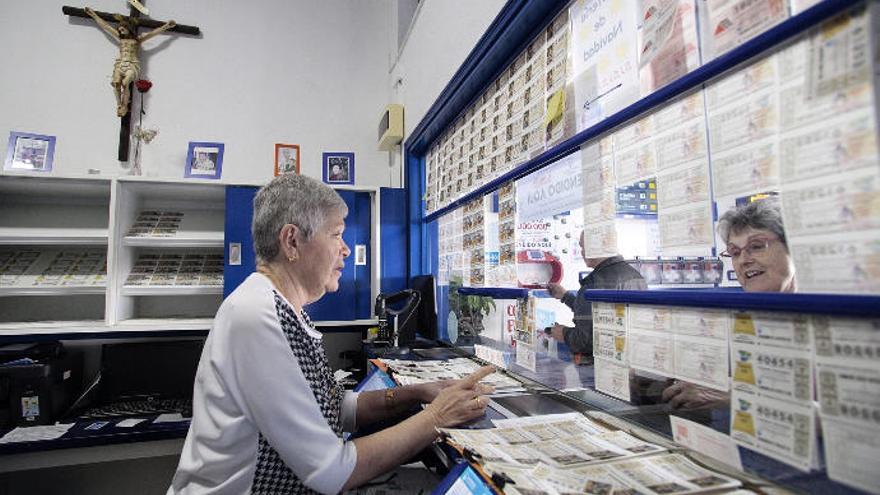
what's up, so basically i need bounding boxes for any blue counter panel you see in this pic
[582,289,880,317]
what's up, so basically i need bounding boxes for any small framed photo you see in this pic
[5,131,56,172]
[185,142,224,179]
[322,152,354,185]
[275,143,300,176]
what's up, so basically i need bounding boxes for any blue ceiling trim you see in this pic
[422,0,861,223]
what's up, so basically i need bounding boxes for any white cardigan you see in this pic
[169,273,359,494]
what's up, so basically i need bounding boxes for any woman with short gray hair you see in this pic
[171,174,493,494]
[251,174,348,264]
[716,196,787,247]
[716,197,795,293]
[662,197,796,411]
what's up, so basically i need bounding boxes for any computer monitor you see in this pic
[353,367,396,393]
[400,275,437,344]
[99,340,204,402]
[433,462,497,495]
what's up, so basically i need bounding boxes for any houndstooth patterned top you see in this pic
[250,292,345,494]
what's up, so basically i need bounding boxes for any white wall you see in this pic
[0,0,506,188]
[0,0,394,186]
[391,0,506,131]
[389,0,506,182]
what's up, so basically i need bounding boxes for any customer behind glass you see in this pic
[170,175,494,494]
[662,197,795,409]
[547,230,647,356]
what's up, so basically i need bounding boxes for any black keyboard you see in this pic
[79,397,191,419]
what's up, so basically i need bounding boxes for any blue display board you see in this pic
[616,178,657,216]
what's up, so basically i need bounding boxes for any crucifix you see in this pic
[63,2,200,161]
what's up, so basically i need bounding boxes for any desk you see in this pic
[394,345,865,495]
[0,416,189,472]
[0,438,183,473]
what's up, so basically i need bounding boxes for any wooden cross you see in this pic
[63,2,200,161]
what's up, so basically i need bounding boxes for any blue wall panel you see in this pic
[224,186,257,298]
[305,190,372,320]
[224,187,373,321]
[380,188,407,295]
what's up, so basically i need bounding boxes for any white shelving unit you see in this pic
[0,175,384,338]
[0,175,228,337]
[110,179,226,329]
[0,176,111,332]
[120,286,224,296]
[0,230,107,245]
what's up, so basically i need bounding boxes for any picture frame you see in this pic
[274,143,300,176]
[4,131,56,173]
[322,152,355,185]
[185,142,224,179]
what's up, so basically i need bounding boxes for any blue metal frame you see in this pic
[407,153,426,278]
[457,287,558,299]
[380,187,408,294]
[405,0,569,279]
[416,0,862,223]
[582,289,880,317]
[455,286,880,317]
[405,0,569,156]
[459,287,529,299]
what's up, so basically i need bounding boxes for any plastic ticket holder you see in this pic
[683,257,704,284]
[661,258,685,285]
[702,258,723,285]
[639,258,662,285]
[516,250,563,289]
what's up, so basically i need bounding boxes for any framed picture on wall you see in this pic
[322,152,354,185]
[274,143,300,176]
[185,142,224,179]
[4,131,56,173]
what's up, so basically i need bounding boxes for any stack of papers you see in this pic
[441,412,740,495]
[381,358,525,394]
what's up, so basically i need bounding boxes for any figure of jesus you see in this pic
[84,7,176,117]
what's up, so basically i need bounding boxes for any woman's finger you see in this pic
[457,366,496,389]
[477,384,495,395]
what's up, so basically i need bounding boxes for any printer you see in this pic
[0,342,82,427]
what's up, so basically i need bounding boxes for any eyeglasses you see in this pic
[720,238,774,259]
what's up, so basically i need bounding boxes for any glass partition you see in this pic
[424,2,879,493]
